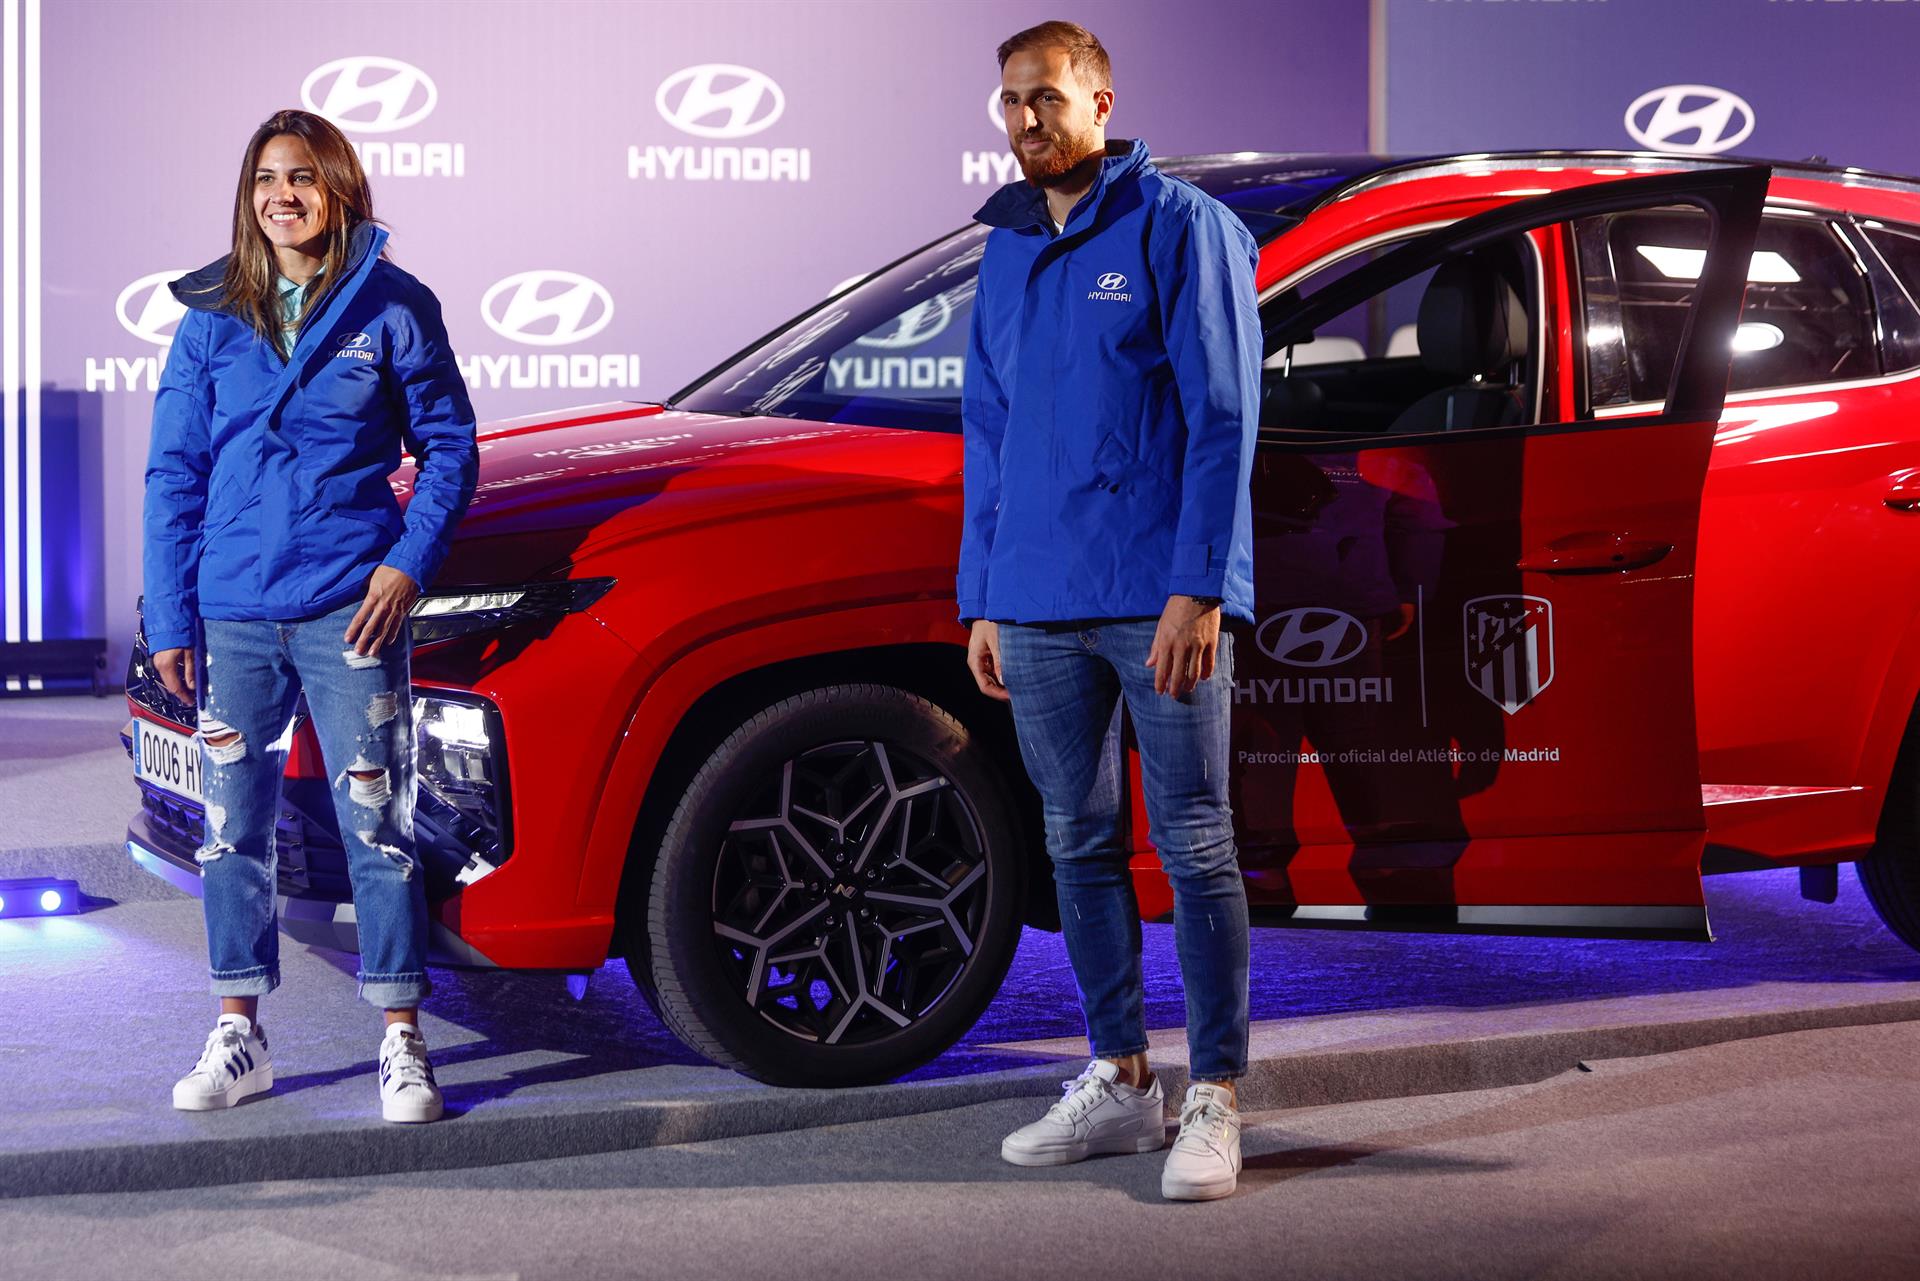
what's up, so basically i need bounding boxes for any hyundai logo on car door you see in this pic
[1225,431,1591,876]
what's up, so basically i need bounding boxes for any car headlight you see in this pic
[412,693,513,886]
[409,578,615,644]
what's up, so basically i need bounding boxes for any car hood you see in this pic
[414,405,962,585]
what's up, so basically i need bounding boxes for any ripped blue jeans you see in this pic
[195,596,430,1009]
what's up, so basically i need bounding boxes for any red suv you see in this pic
[126,152,1920,1086]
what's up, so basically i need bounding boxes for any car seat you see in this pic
[1386,250,1532,434]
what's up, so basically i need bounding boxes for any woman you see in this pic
[142,109,478,1123]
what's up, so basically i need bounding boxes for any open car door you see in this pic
[1193,166,1770,940]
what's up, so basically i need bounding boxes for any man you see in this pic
[959,21,1261,1201]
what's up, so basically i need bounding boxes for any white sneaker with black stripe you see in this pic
[172,1014,273,1111]
[378,1023,443,1123]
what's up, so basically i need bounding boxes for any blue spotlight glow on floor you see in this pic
[0,878,80,918]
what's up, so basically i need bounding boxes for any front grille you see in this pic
[130,776,344,900]
[124,596,493,900]
[139,781,205,852]
[127,596,197,727]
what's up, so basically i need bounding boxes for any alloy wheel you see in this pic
[711,738,991,1046]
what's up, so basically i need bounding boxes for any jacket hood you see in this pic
[169,220,387,314]
[973,138,1152,232]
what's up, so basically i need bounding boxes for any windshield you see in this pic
[674,209,1291,432]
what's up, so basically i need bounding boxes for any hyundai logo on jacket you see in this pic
[141,222,479,655]
[958,138,1261,625]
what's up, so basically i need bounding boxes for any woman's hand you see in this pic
[344,566,421,658]
[152,647,196,702]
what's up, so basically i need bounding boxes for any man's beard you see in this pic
[1013,123,1102,185]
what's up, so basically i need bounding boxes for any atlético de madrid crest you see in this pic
[1464,595,1554,715]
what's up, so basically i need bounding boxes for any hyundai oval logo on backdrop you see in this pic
[1256,608,1368,668]
[988,86,1007,133]
[1097,272,1128,291]
[480,271,615,347]
[655,64,785,139]
[854,296,954,349]
[302,56,438,134]
[1624,84,1754,155]
[115,271,189,346]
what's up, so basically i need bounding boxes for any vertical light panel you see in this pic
[21,0,36,643]
[2,0,19,648]
[1368,0,1388,155]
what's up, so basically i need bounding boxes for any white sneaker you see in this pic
[378,1023,443,1123]
[172,1014,273,1111]
[1000,1059,1167,1167]
[1161,1082,1242,1201]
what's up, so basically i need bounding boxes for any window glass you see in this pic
[674,228,985,432]
[676,204,1283,433]
[1264,248,1434,371]
[1867,225,1920,299]
[1863,224,1920,372]
[1579,211,1874,408]
[1257,234,1536,439]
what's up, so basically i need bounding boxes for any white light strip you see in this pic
[3,0,19,645]
[22,0,36,641]
[1634,244,1802,284]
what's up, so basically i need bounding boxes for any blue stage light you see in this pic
[0,878,80,919]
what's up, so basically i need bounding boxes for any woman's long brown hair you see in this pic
[218,110,380,345]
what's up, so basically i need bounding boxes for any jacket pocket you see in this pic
[199,506,244,541]
[1091,430,1170,497]
[331,503,405,537]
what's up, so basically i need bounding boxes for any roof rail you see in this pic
[1307,149,1920,212]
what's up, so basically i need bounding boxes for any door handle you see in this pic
[1516,532,1674,574]
[1885,469,1920,511]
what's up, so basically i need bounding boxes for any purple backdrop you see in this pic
[1386,0,1920,172]
[22,0,1367,671]
[18,0,1920,680]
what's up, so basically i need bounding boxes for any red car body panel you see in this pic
[393,411,973,967]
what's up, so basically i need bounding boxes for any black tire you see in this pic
[645,684,1024,1086]
[1861,713,1920,951]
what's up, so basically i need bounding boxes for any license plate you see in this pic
[132,716,204,805]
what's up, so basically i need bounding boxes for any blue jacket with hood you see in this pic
[142,222,479,654]
[959,139,1262,625]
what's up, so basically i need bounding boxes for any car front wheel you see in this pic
[643,684,1024,1086]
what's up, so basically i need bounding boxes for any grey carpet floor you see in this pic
[2,1020,1917,1280]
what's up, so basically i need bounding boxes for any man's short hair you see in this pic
[996,20,1112,93]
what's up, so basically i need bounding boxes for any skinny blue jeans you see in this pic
[195,597,430,1008]
[997,621,1250,1081]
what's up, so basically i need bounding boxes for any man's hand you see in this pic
[966,619,1010,702]
[1145,595,1221,698]
[344,566,421,659]
[153,647,196,702]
